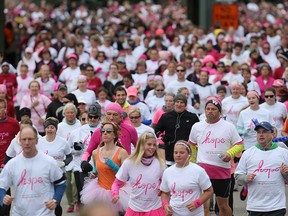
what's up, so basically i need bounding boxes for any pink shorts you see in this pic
[125,206,165,216]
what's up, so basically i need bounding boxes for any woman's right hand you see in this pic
[111,195,119,204]
[32,101,39,107]
[164,204,173,216]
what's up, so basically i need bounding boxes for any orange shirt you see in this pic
[95,147,121,190]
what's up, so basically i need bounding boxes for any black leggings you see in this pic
[55,205,62,216]
[74,171,84,204]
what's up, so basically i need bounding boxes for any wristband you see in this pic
[162,199,169,207]
[193,199,202,208]
[111,190,119,197]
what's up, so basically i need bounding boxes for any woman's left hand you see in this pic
[193,103,200,109]
[186,202,197,212]
[39,118,45,125]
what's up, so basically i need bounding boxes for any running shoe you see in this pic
[240,186,248,201]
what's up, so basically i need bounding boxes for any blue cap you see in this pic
[254,121,274,132]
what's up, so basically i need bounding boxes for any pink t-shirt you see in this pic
[152,108,165,125]
[82,121,138,160]
[20,94,51,132]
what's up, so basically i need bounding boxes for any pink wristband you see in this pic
[193,199,203,208]
[162,200,169,207]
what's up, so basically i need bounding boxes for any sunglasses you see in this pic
[155,89,164,92]
[100,128,114,133]
[129,116,140,120]
[264,95,274,98]
[176,69,185,72]
[81,118,86,121]
[88,115,99,119]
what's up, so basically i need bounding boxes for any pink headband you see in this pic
[247,90,260,99]
[105,103,123,115]
[78,75,87,81]
[175,141,191,154]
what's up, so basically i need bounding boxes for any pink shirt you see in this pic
[20,93,51,132]
[152,108,165,125]
[82,121,138,160]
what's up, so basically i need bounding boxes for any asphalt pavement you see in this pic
[61,186,288,216]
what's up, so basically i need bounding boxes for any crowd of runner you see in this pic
[0,0,288,216]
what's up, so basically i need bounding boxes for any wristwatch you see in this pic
[52,199,58,205]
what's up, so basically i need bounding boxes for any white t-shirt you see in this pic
[68,123,100,172]
[130,101,152,122]
[247,81,261,95]
[15,76,34,106]
[59,67,81,93]
[165,80,198,99]
[0,152,63,216]
[160,163,211,216]
[89,59,110,83]
[260,102,287,136]
[235,146,288,212]
[132,73,148,92]
[132,124,155,138]
[36,77,56,98]
[195,84,217,114]
[223,72,244,85]
[237,107,274,150]
[6,136,23,158]
[71,89,97,106]
[6,133,41,158]
[96,99,112,115]
[189,119,242,169]
[163,72,177,87]
[116,158,164,212]
[37,136,71,162]
[144,95,165,118]
[57,119,81,171]
[57,119,82,141]
[222,96,248,126]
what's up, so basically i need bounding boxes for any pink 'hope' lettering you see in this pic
[253,160,280,178]
[17,169,44,190]
[132,174,156,195]
[171,182,193,201]
[201,131,225,148]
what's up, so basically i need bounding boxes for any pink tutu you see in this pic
[81,178,130,212]
[125,207,165,216]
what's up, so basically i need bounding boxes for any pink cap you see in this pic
[272,79,285,87]
[155,28,164,35]
[67,53,78,60]
[202,55,216,66]
[53,82,62,91]
[0,84,7,93]
[139,54,147,60]
[127,86,138,97]
[105,103,123,115]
